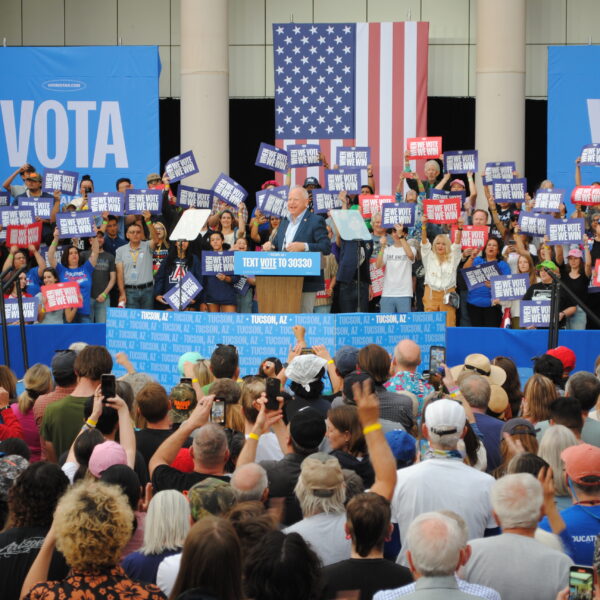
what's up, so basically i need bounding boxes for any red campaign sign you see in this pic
[41,281,82,312]
[316,278,332,300]
[406,136,442,160]
[451,225,489,249]
[571,186,600,205]
[358,194,395,218]
[369,258,385,297]
[423,199,461,224]
[6,222,42,248]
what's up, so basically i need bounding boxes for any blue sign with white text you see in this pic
[234,251,321,276]
[106,309,446,389]
[0,47,160,193]
[548,46,600,200]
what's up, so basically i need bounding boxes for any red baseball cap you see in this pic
[562,444,600,485]
[546,346,576,372]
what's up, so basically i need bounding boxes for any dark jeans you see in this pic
[338,281,370,313]
[467,303,502,327]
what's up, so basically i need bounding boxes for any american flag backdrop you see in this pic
[273,22,429,195]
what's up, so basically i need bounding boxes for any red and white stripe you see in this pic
[276,22,429,195]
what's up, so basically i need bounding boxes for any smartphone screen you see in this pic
[429,346,446,374]
[265,377,281,411]
[180,377,193,386]
[101,374,116,400]
[211,400,226,425]
[570,566,594,600]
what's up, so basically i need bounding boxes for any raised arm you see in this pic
[148,395,212,477]
[421,214,429,245]
[487,196,506,236]
[106,394,136,469]
[353,379,396,499]
[435,172,451,190]
[2,165,25,193]
[584,235,592,277]
[144,211,159,250]
[47,228,60,268]
[367,163,375,193]
[87,231,100,267]
[575,156,582,187]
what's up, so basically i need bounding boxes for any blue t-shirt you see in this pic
[121,548,180,585]
[467,257,511,307]
[55,260,95,315]
[539,504,600,565]
[25,266,42,297]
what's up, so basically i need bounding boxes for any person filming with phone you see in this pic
[148,396,233,493]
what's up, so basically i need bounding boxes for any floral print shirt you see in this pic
[24,565,166,600]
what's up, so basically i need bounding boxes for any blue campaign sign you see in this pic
[255,143,288,173]
[234,251,321,276]
[165,150,199,183]
[325,168,361,194]
[336,146,371,168]
[548,47,600,200]
[0,47,159,193]
[18,198,53,219]
[0,192,8,206]
[88,192,125,215]
[106,309,446,389]
[444,150,478,174]
[202,251,235,275]
[288,144,321,168]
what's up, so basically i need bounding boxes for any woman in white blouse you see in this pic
[420,214,463,326]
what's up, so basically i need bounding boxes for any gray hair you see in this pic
[459,374,491,410]
[193,424,228,469]
[405,512,463,577]
[538,425,578,497]
[231,463,268,502]
[438,510,468,546]
[427,431,461,450]
[124,372,156,400]
[294,476,345,518]
[140,490,190,555]
[491,473,543,529]
[290,185,309,201]
[424,160,441,174]
[68,341,88,354]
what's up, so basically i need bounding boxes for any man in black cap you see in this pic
[237,407,326,526]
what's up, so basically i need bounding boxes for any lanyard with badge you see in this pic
[129,246,142,282]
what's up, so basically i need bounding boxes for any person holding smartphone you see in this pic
[376,224,415,314]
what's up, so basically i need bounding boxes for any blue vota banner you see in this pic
[0,46,160,194]
[548,46,600,198]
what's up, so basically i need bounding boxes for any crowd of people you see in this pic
[0,333,599,599]
[2,155,599,327]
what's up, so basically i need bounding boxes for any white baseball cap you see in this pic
[425,399,466,435]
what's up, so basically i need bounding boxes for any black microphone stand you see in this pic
[542,266,600,350]
[1,266,29,370]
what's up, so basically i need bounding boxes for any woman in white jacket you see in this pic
[420,215,463,326]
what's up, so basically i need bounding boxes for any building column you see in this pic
[180,0,229,187]
[475,0,526,185]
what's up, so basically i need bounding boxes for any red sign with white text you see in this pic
[423,199,461,224]
[41,282,82,312]
[358,195,394,218]
[406,137,442,160]
[451,225,489,249]
[6,222,42,248]
[571,186,600,205]
[369,258,385,297]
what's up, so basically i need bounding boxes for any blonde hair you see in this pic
[18,363,52,414]
[193,360,214,388]
[523,374,556,423]
[432,234,452,263]
[538,425,578,497]
[54,481,133,570]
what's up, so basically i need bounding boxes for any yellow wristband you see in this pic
[362,423,382,435]
[248,432,260,441]
[86,418,98,428]
[327,359,334,365]
[192,378,199,383]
